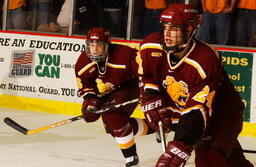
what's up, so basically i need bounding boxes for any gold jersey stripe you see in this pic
[82,88,94,91]
[144,83,159,91]
[140,43,163,51]
[83,91,95,95]
[171,118,179,124]
[78,62,96,76]
[106,63,126,69]
[136,52,143,75]
[184,58,207,79]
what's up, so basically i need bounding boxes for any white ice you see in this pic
[1,108,255,167]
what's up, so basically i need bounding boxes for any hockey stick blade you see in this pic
[3,98,139,135]
[4,116,83,135]
[4,117,28,135]
[243,149,256,154]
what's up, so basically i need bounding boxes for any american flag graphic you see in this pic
[13,52,33,65]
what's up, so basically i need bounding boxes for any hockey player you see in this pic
[138,3,254,167]
[75,27,152,167]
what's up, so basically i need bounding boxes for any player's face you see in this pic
[88,41,106,56]
[163,24,183,47]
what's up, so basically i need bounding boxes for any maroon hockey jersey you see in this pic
[75,44,139,97]
[139,32,244,126]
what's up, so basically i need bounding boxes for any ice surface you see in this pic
[1,108,255,167]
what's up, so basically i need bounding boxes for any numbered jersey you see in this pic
[139,32,243,125]
[75,44,138,97]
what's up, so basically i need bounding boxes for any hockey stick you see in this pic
[243,149,256,154]
[4,98,139,135]
[158,121,167,153]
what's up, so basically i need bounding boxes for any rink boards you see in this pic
[0,31,255,137]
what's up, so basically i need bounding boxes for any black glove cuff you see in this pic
[83,94,98,100]
[145,88,160,96]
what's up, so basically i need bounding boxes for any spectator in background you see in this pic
[37,0,64,32]
[166,0,184,4]
[37,0,102,34]
[186,0,202,12]
[100,0,125,37]
[56,0,73,33]
[7,0,26,29]
[74,0,103,34]
[143,0,166,37]
[235,0,256,47]
[30,0,52,30]
[165,0,202,12]
[196,0,236,45]
[132,0,145,39]
[251,33,256,47]
[0,0,3,29]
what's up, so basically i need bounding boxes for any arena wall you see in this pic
[0,31,255,137]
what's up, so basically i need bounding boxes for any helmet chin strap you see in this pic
[163,26,198,53]
[163,43,186,53]
[88,54,106,62]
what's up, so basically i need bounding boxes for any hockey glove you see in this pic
[156,141,193,167]
[158,107,173,131]
[82,98,101,122]
[141,95,171,132]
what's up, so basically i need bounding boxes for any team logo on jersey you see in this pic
[165,76,189,107]
[96,78,115,94]
[151,52,162,57]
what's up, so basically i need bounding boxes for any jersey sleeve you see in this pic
[138,43,164,93]
[174,47,223,145]
[75,52,98,98]
[182,48,223,122]
[128,47,140,77]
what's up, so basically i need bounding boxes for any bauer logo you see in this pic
[9,50,35,77]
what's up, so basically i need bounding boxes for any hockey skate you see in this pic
[125,154,139,167]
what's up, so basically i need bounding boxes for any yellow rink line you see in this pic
[0,95,255,137]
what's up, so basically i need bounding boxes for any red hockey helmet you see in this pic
[87,27,110,43]
[160,3,199,28]
[86,27,110,62]
[160,3,199,52]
